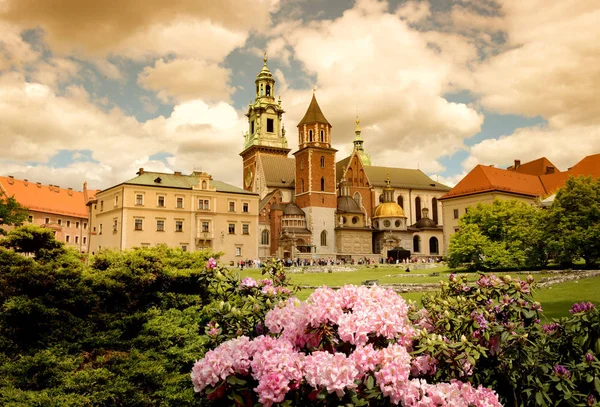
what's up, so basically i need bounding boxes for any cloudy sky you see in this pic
[1,0,599,191]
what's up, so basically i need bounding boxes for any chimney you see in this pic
[546,166,555,174]
[174,171,182,176]
[514,159,521,169]
[7,176,14,185]
[36,182,41,188]
[137,168,144,175]
[68,187,73,196]
[23,179,28,186]
[54,185,60,192]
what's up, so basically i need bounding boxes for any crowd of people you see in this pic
[234,255,441,270]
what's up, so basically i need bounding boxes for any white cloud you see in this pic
[396,1,431,24]
[138,58,234,103]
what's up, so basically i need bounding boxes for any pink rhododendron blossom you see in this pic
[206,257,217,269]
[240,277,258,288]
[304,352,359,396]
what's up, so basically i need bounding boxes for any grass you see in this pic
[237,266,600,320]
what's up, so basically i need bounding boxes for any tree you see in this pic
[0,190,28,235]
[548,176,600,267]
[448,199,547,270]
[0,225,66,261]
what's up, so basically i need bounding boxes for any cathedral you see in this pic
[240,57,450,261]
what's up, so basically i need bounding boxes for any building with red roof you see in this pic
[439,154,600,252]
[0,175,97,252]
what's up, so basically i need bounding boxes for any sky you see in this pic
[0,0,599,192]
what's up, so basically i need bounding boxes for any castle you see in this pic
[240,56,450,261]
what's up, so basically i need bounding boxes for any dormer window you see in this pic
[154,177,162,183]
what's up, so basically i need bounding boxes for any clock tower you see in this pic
[240,54,290,193]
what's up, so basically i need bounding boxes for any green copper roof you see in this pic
[122,171,256,195]
[297,94,330,127]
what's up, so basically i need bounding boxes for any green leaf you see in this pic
[226,375,247,386]
[595,377,600,394]
[535,391,543,405]
[366,375,374,390]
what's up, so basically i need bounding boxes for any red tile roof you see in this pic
[0,176,93,218]
[441,154,600,200]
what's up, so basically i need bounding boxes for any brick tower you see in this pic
[293,92,337,255]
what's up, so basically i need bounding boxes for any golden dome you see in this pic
[373,202,406,219]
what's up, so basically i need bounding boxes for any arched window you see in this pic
[415,197,422,221]
[260,83,263,95]
[397,195,404,209]
[429,237,439,255]
[320,156,325,168]
[309,130,313,142]
[301,179,305,193]
[320,130,324,142]
[202,180,207,189]
[379,194,384,203]
[266,84,271,96]
[432,198,438,224]
[256,85,259,95]
[320,177,325,191]
[353,192,362,208]
[320,230,327,246]
[413,235,420,253]
[261,230,270,245]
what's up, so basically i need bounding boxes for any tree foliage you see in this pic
[0,228,295,406]
[0,190,28,236]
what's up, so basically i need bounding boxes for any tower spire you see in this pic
[352,115,371,166]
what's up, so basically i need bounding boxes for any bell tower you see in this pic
[240,54,290,192]
[293,91,337,255]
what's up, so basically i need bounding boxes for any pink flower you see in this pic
[240,277,258,288]
[206,257,217,270]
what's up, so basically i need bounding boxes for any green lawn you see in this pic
[237,266,600,320]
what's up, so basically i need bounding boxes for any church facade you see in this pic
[240,57,450,261]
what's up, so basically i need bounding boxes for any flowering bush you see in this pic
[191,285,502,406]
[411,273,600,406]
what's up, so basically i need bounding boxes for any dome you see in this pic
[413,217,437,229]
[283,202,305,216]
[373,202,405,219]
[337,196,363,214]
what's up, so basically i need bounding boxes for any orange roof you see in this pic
[443,153,600,200]
[441,165,546,200]
[0,176,91,218]
[568,154,600,178]
[509,157,559,176]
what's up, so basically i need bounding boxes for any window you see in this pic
[157,220,165,231]
[99,224,103,235]
[28,215,33,223]
[453,209,459,219]
[251,121,255,134]
[83,222,87,230]
[243,202,249,213]
[228,223,236,234]
[45,217,50,224]
[75,236,79,244]
[267,118,274,132]
[235,246,242,257]
[175,220,183,232]
[100,201,104,211]
[320,230,327,246]
[320,177,325,191]
[115,195,119,206]
[242,224,249,235]
[320,156,325,168]
[379,194,384,203]
[176,197,183,208]
[397,195,404,209]
[465,207,469,214]
[66,235,70,243]
[76,221,80,228]
[58,219,62,226]
[83,236,87,245]
[261,230,270,245]
[112,219,117,231]
[429,237,439,255]
[383,220,391,227]
[352,216,358,224]
[202,180,207,189]
[320,130,324,142]
[157,196,165,207]
[198,199,209,210]
[136,194,144,205]
[67,220,71,227]
[415,197,422,221]
[309,130,313,142]
[229,202,235,212]
[413,235,420,253]
[134,219,143,231]
[202,221,209,233]
[353,192,362,208]
[432,198,438,224]
[181,245,187,252]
